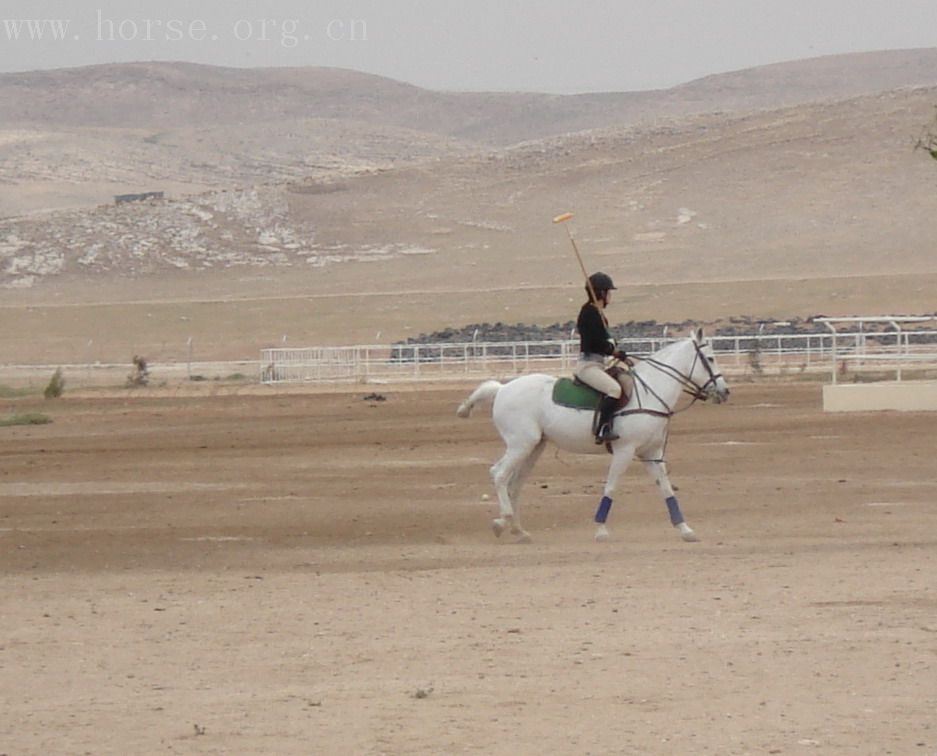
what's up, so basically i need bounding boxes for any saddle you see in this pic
[552,377,604,410]
[552,367,630,453]
[551,366,629,411]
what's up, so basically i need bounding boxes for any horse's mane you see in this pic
[654,337,688,355]
[648,336,691,360]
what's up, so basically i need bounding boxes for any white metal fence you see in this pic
[815,317,937,383]
[260,331,937,385]
[5,330,934,390]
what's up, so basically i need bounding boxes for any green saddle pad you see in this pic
[552,377,602,411]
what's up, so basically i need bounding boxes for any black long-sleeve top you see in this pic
[577,302,615,356]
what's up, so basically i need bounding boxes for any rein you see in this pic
[616,341,723,419]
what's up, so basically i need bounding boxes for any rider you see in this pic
[574,272,631,444]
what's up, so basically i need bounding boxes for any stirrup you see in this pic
[595,426,620,444]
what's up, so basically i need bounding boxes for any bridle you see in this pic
[617,339,724,419]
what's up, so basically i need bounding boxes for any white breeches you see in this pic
[574,361,622,398]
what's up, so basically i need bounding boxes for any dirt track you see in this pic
[1,382,936,754]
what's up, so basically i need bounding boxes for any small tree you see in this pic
[748,341,763,376]
[44,368,65,399]
[127,355,149,387]
[915,108,937,161]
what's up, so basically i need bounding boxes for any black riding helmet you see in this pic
[586,271,617,302]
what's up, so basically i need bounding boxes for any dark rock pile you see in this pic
[397,316,833,347]
[391,314,937,362]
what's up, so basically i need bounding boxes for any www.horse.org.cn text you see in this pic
[1,13,369,47]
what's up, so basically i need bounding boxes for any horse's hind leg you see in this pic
[490,438,542,543]
[504,438,546,542]
[641,459,699,542]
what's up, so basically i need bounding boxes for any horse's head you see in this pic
[689,328,730,404]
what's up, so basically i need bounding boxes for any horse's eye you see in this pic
[707,356,715,364]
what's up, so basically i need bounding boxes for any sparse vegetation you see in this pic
[0,384,34,398]
[0,412,52,427]
[43,368,65,399]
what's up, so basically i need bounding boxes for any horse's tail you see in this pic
[456,380,503,418]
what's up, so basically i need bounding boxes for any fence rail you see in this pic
[261,331,937,385]
[5,330,935,390]
[0,360,259,390]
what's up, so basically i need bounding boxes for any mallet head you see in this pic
[552,212,574,224]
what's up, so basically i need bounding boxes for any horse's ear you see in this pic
[694,327,704,342]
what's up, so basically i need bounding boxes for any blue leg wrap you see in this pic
[595,496,613,524]
[665,495,684,526]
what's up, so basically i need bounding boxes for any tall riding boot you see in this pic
[595,395,620,444]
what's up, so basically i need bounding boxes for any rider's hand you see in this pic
[613,350,633,366]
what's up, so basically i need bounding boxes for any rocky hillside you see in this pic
[3,81,936,292]
[0,185,439,289]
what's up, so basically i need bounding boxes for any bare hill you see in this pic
[668,48,937,109]
[3,87,935,314]
[5,49,937,139]
[2,52,937,362]
[284,87,937,286]
[3,50,937,217]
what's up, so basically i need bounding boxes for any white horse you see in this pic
[456,328,730,543]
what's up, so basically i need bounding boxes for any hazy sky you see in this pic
[2,0,936,92]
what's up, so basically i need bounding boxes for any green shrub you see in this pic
[44,368,65,399]
[0,412,52,427]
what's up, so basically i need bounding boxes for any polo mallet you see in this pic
[553,210,618,337]
[553,211,600,308]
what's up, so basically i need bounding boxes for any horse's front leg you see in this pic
[641,459,699,542]
[593,444,635,542]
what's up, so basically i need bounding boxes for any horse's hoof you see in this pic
[676,523,699,542]
[491,519,505,538]
[594,525,610,542]
[515,532,532,544]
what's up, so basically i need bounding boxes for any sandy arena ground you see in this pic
[1,381,935,755]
